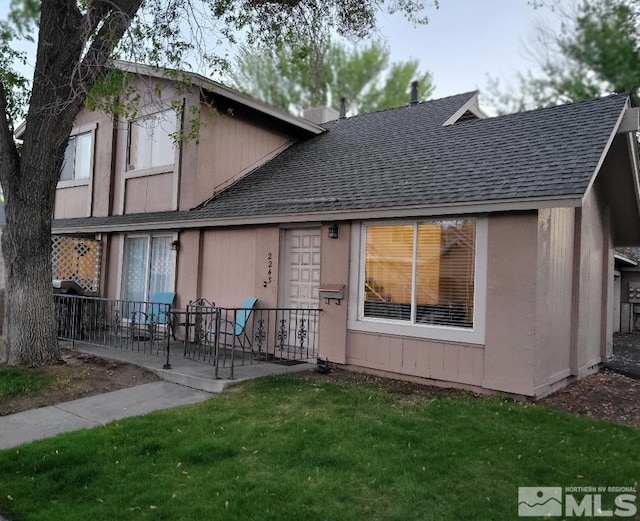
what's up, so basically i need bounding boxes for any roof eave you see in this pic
[52,195,583,234]
[114,61,325,136]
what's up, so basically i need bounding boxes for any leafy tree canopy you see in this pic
[228,37,434,116]
[487,0,640,113]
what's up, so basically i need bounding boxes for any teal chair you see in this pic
[144,291,176,338]
[208,297,258,350]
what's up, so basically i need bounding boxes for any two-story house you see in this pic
[49,62,640,398]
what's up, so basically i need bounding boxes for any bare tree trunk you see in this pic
[2,195,59,365]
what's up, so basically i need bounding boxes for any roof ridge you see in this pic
[487,92,629,122]
[323,91,479,126]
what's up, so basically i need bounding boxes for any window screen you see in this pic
[363,220,476,329]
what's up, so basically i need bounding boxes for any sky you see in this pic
[0,1,560,104]
[373,0,559,99]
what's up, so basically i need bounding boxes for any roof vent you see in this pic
[339,97,347,119]
[410,81,419,105]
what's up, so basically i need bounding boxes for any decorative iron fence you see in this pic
[54,294,172,367]
[54,294,321,379]
[184,302,321,379]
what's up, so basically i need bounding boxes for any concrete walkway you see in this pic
[0,381,211,450]
[0,343,314,451]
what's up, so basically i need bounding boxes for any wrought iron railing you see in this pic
[54,294,320,379]
[184,302,320,379]
[54,294,172,368]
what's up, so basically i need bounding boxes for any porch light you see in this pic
[328,223,339,239]
[171,240,180,251]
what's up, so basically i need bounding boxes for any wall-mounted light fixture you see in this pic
[328,223,339,239]
[171,240,180,251]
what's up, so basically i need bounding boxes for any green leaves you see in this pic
[487,0,640,112]
[229,38,434,116]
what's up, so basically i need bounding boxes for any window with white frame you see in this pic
[127,109,177,171]
[361,219,477,329]
[60,131,93,182]
[121,235,174,302]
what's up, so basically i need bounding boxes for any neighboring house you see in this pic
[48,63,640,398]
[614,247,640,333]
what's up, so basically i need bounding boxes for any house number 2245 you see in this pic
[264,253,273,287]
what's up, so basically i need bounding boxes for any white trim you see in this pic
[348,217,488,345]
[124,164,175,179]
[582,98,630,203]
[57,179,90,189]
[53,196,582,234]
[441,92,486,126]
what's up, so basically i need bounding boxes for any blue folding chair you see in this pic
[208,297,258,350]
[143,291,176,338]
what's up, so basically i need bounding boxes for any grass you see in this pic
[0,366,54,402]
[0,375,638,521]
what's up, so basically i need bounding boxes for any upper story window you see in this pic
[350,217,487,344]
[127,109,177,172]
[60,131,93,182]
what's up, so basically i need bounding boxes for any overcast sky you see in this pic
[0,1,560,103]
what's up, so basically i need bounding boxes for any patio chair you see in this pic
[207,297,258,351]
[140,291,176,339]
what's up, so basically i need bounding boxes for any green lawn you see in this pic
[0,374,638,521]
[0,367,54,403]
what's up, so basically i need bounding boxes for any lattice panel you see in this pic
[51,236,102,293]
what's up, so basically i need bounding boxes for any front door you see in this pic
[281,229,321,355]
[284,229,321,310]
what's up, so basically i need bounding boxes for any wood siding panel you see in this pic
[346,330,484,386]
[54,186,89,218]
[534,208,574,389]
[124,173,173,213]
[186,112,291,209]
[199,227,280,308]
[483,213,538,396]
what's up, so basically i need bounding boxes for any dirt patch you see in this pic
[0,349,158,416]
[540,370,640,429]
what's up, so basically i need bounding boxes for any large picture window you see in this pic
[121,235,173,302]
[362,220,477,329]
[60,131,93,182]
[127,109,177,171]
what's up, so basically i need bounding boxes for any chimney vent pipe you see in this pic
[339,97,347,118]
[410,80,419,105]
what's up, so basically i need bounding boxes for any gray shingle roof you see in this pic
[52,91,629,231]
[193,91,627,218]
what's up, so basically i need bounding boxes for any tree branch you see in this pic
[73,0,145,99]
[0,82,20,189]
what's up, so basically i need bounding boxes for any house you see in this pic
[49,63,640,398]
[614,247,640,333]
